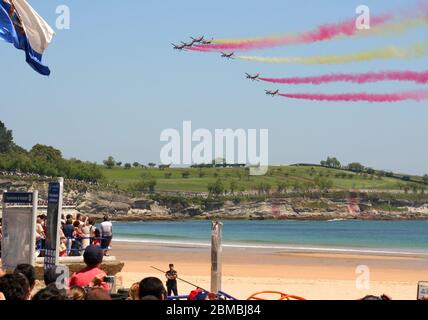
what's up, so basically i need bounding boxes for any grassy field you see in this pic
[101,165,425,193]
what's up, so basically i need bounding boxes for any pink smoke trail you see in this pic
[260,70,428,85]
[278,90,428,102]
[189,15,391,52]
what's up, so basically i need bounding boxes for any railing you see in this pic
[36,236,111,253]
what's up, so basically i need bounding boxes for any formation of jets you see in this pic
[221,52,235,59]
[173,36,278,98]
[245,73,260,81]
[172,36,213,50]
[265,89,279,96]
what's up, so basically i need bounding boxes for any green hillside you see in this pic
[101,165,427,193]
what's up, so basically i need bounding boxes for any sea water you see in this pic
[111,220,428,255]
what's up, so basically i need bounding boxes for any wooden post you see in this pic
[211,220,223,293]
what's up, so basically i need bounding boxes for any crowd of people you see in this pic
[0,245,220,301]
[35,214,113,257]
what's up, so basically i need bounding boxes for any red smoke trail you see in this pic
[278,90,428,102]
[189,15,390,52]
[260,70,428,85]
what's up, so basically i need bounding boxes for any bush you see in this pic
[131,179,157,193]
[181,171,190,178]
[208,179,224,196]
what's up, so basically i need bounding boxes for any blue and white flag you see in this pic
[0,0,54,76]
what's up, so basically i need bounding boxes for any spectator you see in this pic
[0,273,31,300]
[32,283,67,300]
[35,216,46,251]
[127,282,140,300]
[44,266,68,288]
[68,286,86,300]
[100,215,113,256]
[81,220,91,250]
[93,228,102,246]
[14,264,36,295]
[88,218,96,244]
[63,218,74,255]
[71,220,83,256]
[360,294,391,300]
[76,213,83,226]
[138,277,166,300]
[86,287,112,300]
[59,236,68,257]
[69,245,108,290]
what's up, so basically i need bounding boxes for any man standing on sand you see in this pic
[165,264,178,296]
[100,215,113,256]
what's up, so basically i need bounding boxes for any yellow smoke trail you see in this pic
[237,40,428,64]
[212,16,428,45]
[368,17,428,36]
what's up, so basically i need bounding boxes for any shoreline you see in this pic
[113,237,428,257]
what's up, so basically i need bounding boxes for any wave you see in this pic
[113,237,428,256]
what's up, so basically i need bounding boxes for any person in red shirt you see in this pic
[69,245,109,290]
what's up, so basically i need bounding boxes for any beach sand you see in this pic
[111,242,428,300]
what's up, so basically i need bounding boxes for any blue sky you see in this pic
[1,0,428,174]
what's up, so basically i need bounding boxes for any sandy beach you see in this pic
[111,242,428,300]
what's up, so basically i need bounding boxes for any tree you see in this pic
[366,168,375,175]
[103,156,116,169]
[423,174,428,185]
[314,177,333,191]
[146,179,157,193]
[124,163,132,169]
[347,162,365,173]
[321,157,341,169]
[116,162,122,167]
[133,162,140,167]
[30,144,62,163]
[148,162,156,168]
[208,179,224,196]
[0,121,13,154]
[131,178,157,193]
[181,171,190,178]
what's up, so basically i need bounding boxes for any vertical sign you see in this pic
[210,221,223,293]
[44,178,64,270]
[1,191,38,269]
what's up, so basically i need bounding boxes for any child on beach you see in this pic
[93,228,101,246]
